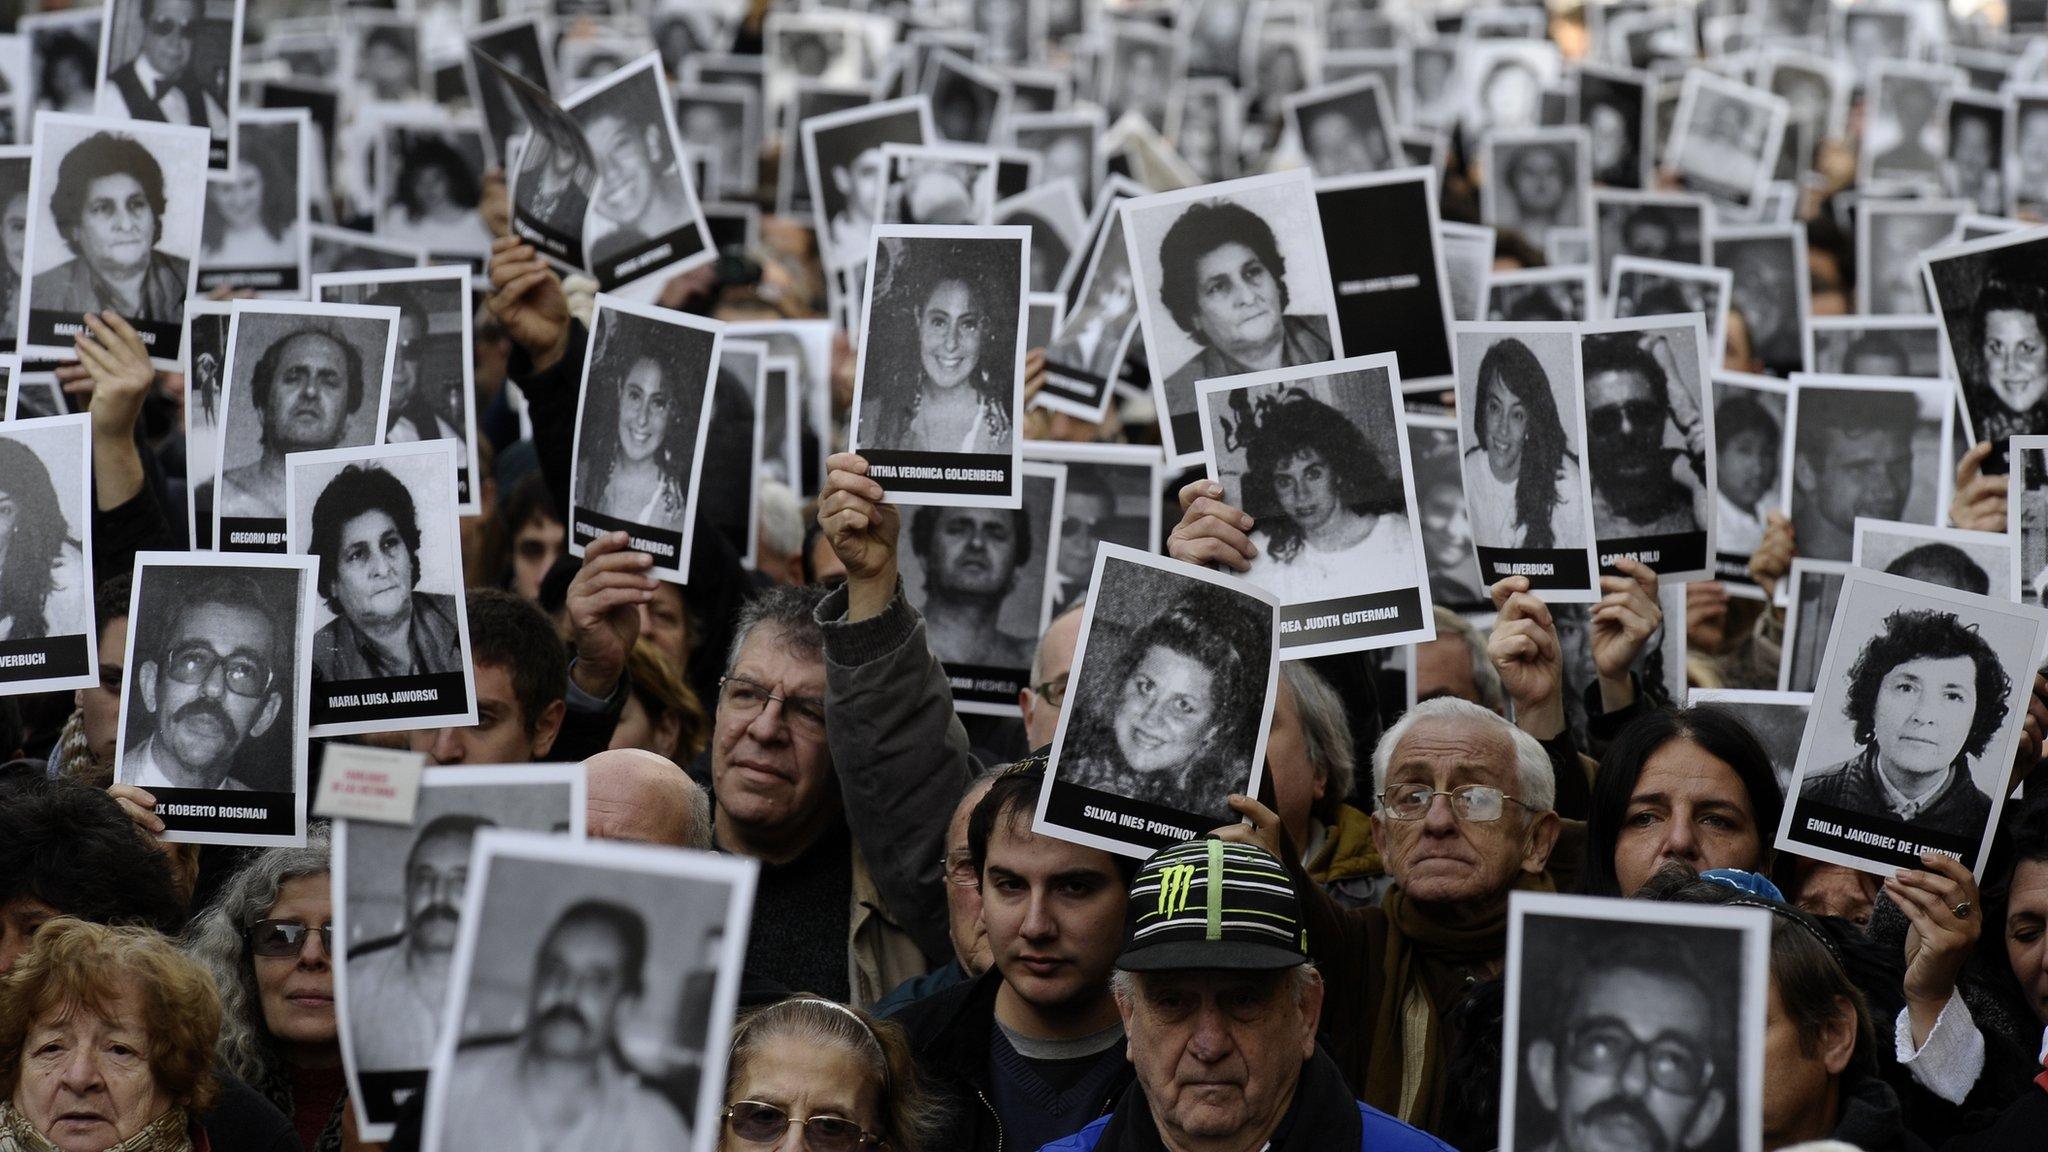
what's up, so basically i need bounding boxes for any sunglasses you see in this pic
[724,1102,877,1150]
[147,16,197,38]
[163,642,272,698]
[246,920,332,957]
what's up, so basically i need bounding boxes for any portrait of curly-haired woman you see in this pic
[0,432,86,643]
[574,308,714,532]
[855,232,1023,459]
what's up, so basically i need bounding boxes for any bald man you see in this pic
[582,749,712,848]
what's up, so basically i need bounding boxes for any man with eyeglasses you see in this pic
[120,571,286,793]
[1216,694,1561,1148]
[1523,935,1731,1152]
[1580,330,1707,545]
[99,0,228,140]
[346,813,494,1069]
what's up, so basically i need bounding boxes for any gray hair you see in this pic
[1279,662,1355,824]
[1371,696,1555,813]
[1110,963,1322,1008]
[182,830,331,1088]
[724,583,830,678]
[756,477,806,560]
[1432,607,1505,713]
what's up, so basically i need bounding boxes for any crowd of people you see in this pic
[6,1,2048,1151]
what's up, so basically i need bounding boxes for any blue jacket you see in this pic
[1037,1101,1456,1152]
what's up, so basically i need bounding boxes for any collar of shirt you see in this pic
[1871,749,1954,822]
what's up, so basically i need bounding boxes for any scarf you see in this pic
[1088,1048,1363,1152]
[1363,872,1554,1133]
[0,1102,192,1152]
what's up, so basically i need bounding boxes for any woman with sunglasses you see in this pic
[720,996,938,1151]
[186,832,376,1151]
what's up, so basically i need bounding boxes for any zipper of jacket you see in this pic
[975,1087,1005,1152]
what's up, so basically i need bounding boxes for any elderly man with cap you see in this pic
[1041,838,1452,1152]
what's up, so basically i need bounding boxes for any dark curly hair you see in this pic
[0,770,186,938]
[1241,396,1399,564]
[909,505,1033,570]
[50,131,165,256]
[392,136,481,218]
[0,438,78,641]
[1158,201,1290,343]
[1581,331,1672,409]
[250,327,365,428]
[1473,337,1574,549]
[575,310,705,500]
[309,464,421,609]
[1081,583,1269,776]
[1970,276,2048,399]
[1843,608,2011,762]
[871,235,1018,439]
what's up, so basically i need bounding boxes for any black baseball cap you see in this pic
[1118,838,1309,972]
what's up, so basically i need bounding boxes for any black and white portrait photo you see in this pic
[197,110,307,296]
[1454,322,1600,601]
[1923,227,2048,475]
[1501,893,1769,1152]
[1860,63,1956,193]
[1040,179,1145,421]
[181,299,231,548]
[0,412,96,696]
[993,182,1085,297]
[313,265,481,511]
[351,17,426,106]
[1440,222,1495,323]
[2014,92,2048,222]
[1853,519,2012,602]
[1024,441,1162,616]
[212,300,399,552]
[422,831,756,1152]
[899,463,1063,715]
[377,121,493,265]
[1713,226,1809,378]
[1691,688,1814,792]
[310,224,424,279]
[1483,127,1591,252]
[672,83,758,200]
[92,0,237,169]
[801,95,934,271]
[849,225,1029,508]
[925,50,1011,146]
[775,82,869,220]
[1780,558,1849,694]
[1197,353,1434,657]
[568,294,721,581]
[19,11,104,130]
[113,551,314,846]
[18,113,208,369]
[1777,567,2047,876]
[1579,65,1650,188]
[1579,316,1716,579]
[1606,257,1733,360]
[874,142,999,227]
[1122,169,1343,465]
[1284,75,1400,180]
[0,149,30,353]
[335,766,586,1140]
[764,10,871,120]
[705,340,765,569]
[1105,20,1178,132]
[2012,436,2048,606]
[1807,316,1943,379]
[1711,374,1788,587]
[1943,92,2008,217]
[1459,38,1560,137]
[286,441,477,736]
[1011,111,1104,209]
[479,47,594,271]
[466,16,557,169]
[1591,190,1708,288]
[1857,199,1964,317]
[1406,412,1489,610]
[1785,376,1951,563]
[1761,51,1845,182]
[1036,544,1278,859]
[725,317,833,496]
[1317,168,1457,388]
[1488,267,1593,322]
[1170,79,1241,186]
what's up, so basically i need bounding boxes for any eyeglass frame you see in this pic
[722,1100,881,1149]
[1377,782,1537,822]
[1561,1019,1719,1098]
[159,639,276,699]
[1029,674,1068,708]
[244,919,334,958]
[718,674,827,737]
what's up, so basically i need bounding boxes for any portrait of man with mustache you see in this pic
[346,813,494,1069]
[119,570,287,792]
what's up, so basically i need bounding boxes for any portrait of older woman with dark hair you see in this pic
[863,236,1016,455]
[380,133,488,255]
[0,437,85,643]
[309,463,462,683]
[1801,607,2009,841]
[1060,582,1270,817]
[32,131,189,321]
[1462,336,1584,550]
[1234,394,1413,604]
[576,323,704,528]
[1157,200,1332,449]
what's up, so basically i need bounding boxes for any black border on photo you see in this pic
[1920,223,2048,475]
[1710,371,1790,590]
[112,550,314,847]
[563,53,716,291]
[1577,63,1653,189]
[197,110,310,297]
[801,95,935,272]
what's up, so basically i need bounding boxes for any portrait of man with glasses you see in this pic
[117,563,299,794]
[96,0,234,164]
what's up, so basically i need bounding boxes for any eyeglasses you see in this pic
[163,642,273,698]
[940,850,977,888]
[719,675,826,739]
[246,920,333,957]
[1378,783,1535,823]
[1031,675,1068,708]
[724,1101,878,1150]
[147,16,197,38]
[1565,1021,1715,1098]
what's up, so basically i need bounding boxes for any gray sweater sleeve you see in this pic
[817,580,981,964]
